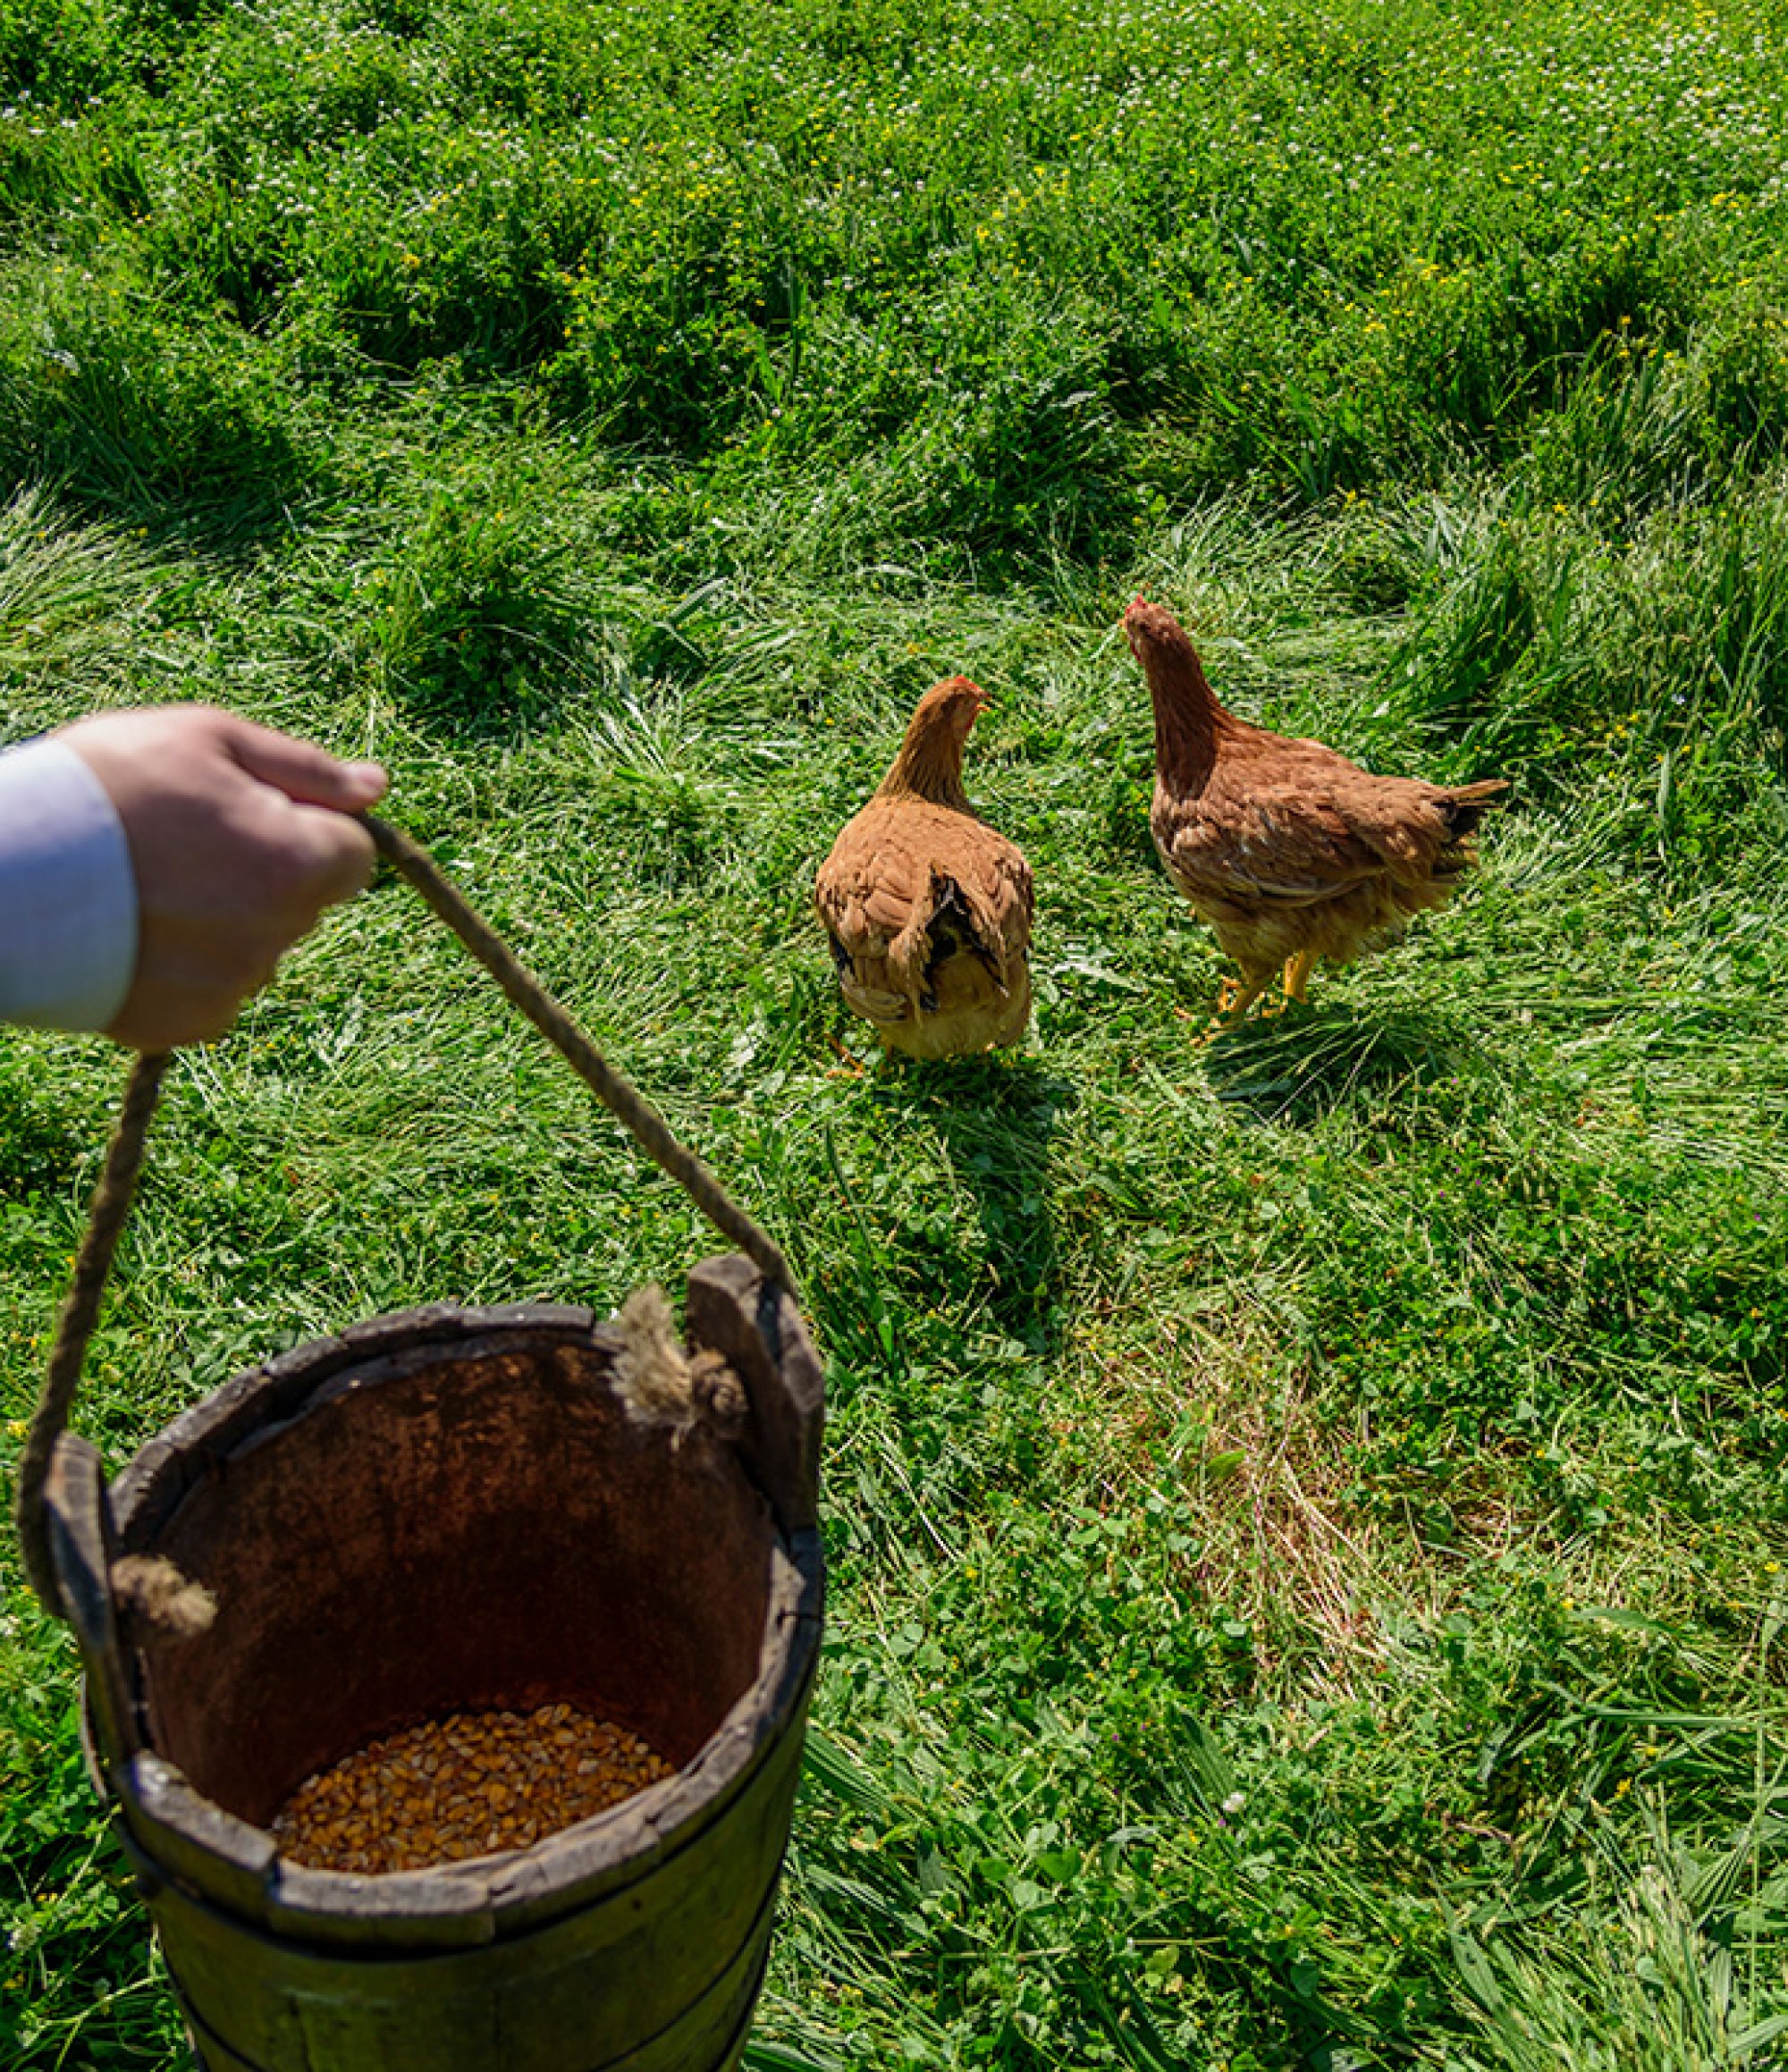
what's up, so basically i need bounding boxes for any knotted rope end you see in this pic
[110,1554,216,1647]
[612,1286,747,1447]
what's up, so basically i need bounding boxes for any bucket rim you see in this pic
[74,1295,825,1951]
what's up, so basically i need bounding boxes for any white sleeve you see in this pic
[0,737,139,1032]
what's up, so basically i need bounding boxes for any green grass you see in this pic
[2,0,1787,2064]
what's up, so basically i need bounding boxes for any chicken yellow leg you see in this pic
[1282,947,1318,1005]
[1257,947,1318,1020]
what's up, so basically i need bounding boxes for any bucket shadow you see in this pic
[1201,1002,1475,1126]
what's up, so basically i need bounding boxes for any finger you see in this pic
[279,803,381,909]
[223,716,387,813]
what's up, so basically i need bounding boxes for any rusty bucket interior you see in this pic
[124,1318,775,1832]
[46,1257,824,1862]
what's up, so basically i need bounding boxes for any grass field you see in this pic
[3,0,1787,2063]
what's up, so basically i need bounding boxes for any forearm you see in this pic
[0,737,139,1032]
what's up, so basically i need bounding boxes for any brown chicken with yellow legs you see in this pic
[1125,598,1506,1031]
[814,678,1033,1060]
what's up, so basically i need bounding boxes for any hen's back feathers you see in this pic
[814,678,1033,1059]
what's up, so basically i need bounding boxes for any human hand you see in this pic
[56,705,387,1049]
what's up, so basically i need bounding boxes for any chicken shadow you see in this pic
[879,1054,1072,1355]
[1200,1000,1477,1126]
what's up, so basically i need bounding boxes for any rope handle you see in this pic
[15,812,791,1613]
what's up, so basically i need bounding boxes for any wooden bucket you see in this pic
[46,1258,822,2072]
[21,817,825,2072]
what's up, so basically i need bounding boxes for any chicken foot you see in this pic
[1202,970,1271,1040]
[1236,948,1323,1024]
[1202,948,1319,1038]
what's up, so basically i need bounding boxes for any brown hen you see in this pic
[814,678,1033,1060]
[1125,599,1506,1023]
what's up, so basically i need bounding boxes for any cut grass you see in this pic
[4,0,1788,2065]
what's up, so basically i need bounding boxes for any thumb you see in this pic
[223,715,387,813]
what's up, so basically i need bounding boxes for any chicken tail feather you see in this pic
[1438,778,1510,838]
[931,876,1012,994]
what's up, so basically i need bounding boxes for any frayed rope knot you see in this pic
[109,1554,216,1647]
[612,1286,746,1448]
